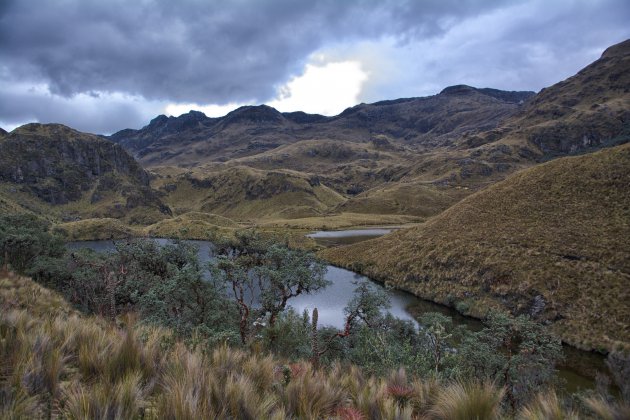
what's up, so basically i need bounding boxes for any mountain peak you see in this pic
[12,123,85,137]
[440,85,478,96]
[600,38,630,59]
[440,85,535,103]
[222,104,285,125]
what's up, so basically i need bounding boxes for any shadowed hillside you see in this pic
[0,124,171,224]
[322,143,630,352]
[110,87,534,167]
[471,39,630,157]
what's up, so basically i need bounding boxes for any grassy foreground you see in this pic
[3,273,626,419]
[322,143,630,353]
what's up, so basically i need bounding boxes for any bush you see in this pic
[0,214,65,274]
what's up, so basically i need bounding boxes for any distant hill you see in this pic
[110,86,534,167]
[0,124,171,224]
[322,143,630,352]
[150,165,345,220]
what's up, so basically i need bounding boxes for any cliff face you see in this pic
[0,124,170,223]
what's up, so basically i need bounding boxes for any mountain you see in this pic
[0,124,171,224]
[104,40,630,226]
[110,86,535,167]
[322,143,630,352]
[109,86,537,221]
[471,39,630,157]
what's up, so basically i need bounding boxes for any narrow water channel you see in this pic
[68,232,611,394]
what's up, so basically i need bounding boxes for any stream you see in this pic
[68,230,611,394]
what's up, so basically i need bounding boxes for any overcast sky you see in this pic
[1,0,629,134]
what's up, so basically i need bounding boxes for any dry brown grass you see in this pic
[53,218,143,240]
[4,273,629,418]
[322,144,630,352]
[9,274,612,419]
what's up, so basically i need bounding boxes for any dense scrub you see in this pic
[3,274,629,419]
[1,214,629,418]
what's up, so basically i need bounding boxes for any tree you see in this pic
[210,230,329,345]
[459,311,563,410]
[419,313,454,376]
[310,282,391,368]
[256,244,328,331]
[0,214,65,274]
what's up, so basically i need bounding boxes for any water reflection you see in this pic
[67,238,610,393]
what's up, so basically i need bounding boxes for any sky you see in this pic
[1,0,629,135]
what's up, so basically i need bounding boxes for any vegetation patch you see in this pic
[322,144,630,352]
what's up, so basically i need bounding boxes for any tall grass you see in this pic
[430,382,505,420]
[2,274,628,419]
[518,391,579,420]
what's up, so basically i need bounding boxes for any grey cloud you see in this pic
[0,0,628,134]
[0,85,163,134]
[357,0,630,102]
[0,0,508,104]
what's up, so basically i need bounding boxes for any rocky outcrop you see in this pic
[0,123,170,220]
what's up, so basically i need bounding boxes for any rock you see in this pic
[529,295,546,317]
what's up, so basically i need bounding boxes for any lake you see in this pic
[307,228,395,246]
[68,233,611,393]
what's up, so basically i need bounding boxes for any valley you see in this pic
[1,42,629,354]
[3,2,630,417]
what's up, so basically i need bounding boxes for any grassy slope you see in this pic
[151,165,346,221]
[322,144,630,352]
[4,274,615,419]
[0,274,505,419]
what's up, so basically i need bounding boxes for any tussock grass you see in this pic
[1,274,624,418]
[323,144,630,352]
[431,382,505,420]
[583,396,630,420]
[519,391,578,420]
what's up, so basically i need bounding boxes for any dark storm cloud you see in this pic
[0,0,507,104]
[0,0,629,134]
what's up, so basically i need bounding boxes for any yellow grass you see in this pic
[322,143,630,352]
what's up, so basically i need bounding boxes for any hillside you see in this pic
[110,87,534,167]
[0,124,171,224]
[322,143,630,352]
[151,165,345,220]
[472,39,630,157]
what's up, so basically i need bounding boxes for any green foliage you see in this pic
[459,311,563,410]
[210,229,329,345]
[263,309,312,360]
[0,214,65,273]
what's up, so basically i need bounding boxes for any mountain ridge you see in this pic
[109,85,535,166]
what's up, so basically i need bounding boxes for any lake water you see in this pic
[307,228,395,246]
[67,238,419,328]
[67,234,611,393]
